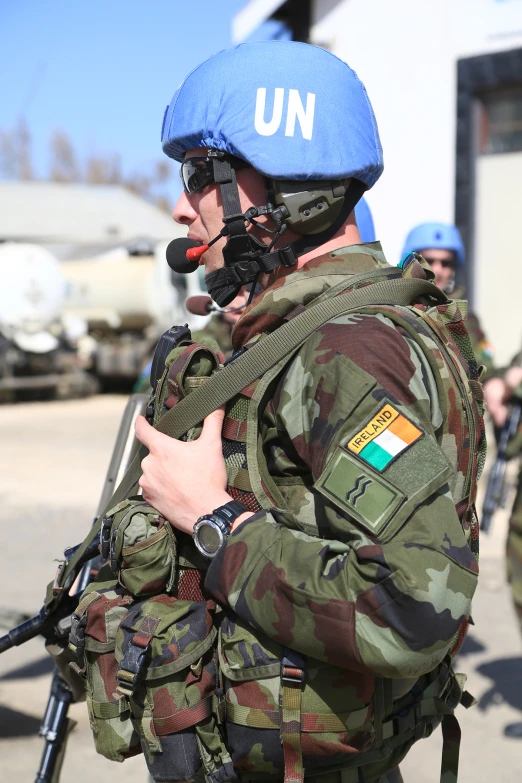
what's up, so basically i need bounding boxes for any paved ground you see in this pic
[0,396,521,782]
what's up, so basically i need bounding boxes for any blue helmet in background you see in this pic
[401,223,465,267]
[355,197,376,242]
[162,41,383,186]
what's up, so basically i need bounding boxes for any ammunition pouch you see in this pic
[69,566,233,782]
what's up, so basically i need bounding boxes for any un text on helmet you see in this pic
[254,88,316,140]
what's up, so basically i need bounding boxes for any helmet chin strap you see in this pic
[166,153,367,307]
[206,166,367,307]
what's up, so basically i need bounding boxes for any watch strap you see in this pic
[212,500,248,528]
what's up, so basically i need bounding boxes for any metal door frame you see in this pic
[455,46,522,304]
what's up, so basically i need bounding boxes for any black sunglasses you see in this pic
[422,256,456,269]
[180,155,248,195]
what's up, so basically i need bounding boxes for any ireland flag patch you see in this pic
[347,403,422,471]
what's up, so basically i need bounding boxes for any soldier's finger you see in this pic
[135,415,159,450]
[200,406,226,442]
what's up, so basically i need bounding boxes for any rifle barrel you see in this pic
[35,672,73,783]
[480,400,522,533]
[0,609,46,653]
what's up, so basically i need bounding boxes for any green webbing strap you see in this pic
[441,713,461,783]
[225,701,371,732]
[157,277,445,439]
[281,678,304,783]
[46,274,446,610]
[89,695,130,720]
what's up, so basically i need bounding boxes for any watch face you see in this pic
[198,520,222,556]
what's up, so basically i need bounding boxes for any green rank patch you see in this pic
[315,448,405,537]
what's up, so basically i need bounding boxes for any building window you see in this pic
[479,88,522,154]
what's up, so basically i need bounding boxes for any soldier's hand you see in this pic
[135,408,232,534]
[484,377,509,428]
[505,366,522,396]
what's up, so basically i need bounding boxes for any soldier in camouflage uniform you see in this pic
[129,42,484,782]
[401,223,493,377]
[485,363,522,624]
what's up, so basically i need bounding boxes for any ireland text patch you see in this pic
[346,403,422,471]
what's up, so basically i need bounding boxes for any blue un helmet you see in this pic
[354,197,376,243]
[162,41,384,306]
[401,223,465,267]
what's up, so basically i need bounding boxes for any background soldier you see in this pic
[401,222,493,375]
[484,361,522,738]
[128,41,484,782]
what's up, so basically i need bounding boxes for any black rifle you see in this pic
[0,393,148,782]
[481,398,522,533]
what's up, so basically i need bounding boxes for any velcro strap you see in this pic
[153,695,212,736]
[90,695,131,719]
[133,615,161,648]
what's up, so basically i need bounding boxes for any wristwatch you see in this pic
[192,500,248,560]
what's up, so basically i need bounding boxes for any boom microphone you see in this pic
[186,295,213,316]
[166,225,232,275]
[186,294,248,317]
[166,238,201,274]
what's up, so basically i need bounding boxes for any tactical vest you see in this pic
[69,260,484,783]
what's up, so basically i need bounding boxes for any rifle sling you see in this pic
[45,273,446,610]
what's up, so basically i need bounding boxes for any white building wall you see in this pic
[474,151,522,365]
[310,0,522,265]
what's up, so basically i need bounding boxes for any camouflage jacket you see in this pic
[205,242,483,681]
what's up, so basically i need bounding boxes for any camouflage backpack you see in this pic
[66,265,482,783]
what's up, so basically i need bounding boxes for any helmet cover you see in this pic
[401,222,465,267]
[162,41,383,187]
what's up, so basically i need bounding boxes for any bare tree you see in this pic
[49,130,80,182]
[0,117,34,180]
[0,130,17,178]
[86,153,122,185]
[0,120,173,211]
[155,160,171,183]
[17,118,33,180]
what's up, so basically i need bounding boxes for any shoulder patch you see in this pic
[346,402,422,471]
[315,449,406,537]
[314,398,454,541]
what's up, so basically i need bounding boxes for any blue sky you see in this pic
[0,1,285,202]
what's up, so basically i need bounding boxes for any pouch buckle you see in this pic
[52,562,65,597]
[110,526,119,574]
[68,613,87,658]
[116,646,148,694]
[281,649,306,683]
[116,615,161,695]
[100,517,112,560]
